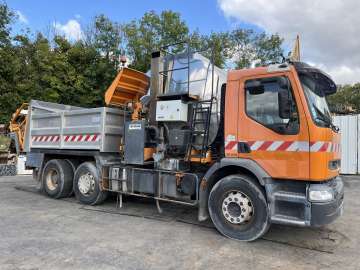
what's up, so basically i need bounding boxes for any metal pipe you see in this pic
[149,51,162,126]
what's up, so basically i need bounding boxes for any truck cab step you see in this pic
[273,190,307,203]
[270,214,308,226]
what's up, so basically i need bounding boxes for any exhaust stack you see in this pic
[149,51,163,125]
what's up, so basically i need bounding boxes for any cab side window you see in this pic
[245,76,299,135]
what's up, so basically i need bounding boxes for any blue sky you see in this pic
[7,0,240,35]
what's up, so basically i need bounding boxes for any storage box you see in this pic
[156,100,188,122]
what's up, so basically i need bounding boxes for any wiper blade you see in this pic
[314,106,330,125]
[313,105,339,132]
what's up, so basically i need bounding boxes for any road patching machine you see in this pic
[24,44,344,241]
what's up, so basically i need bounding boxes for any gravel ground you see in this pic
[0,175,359,270]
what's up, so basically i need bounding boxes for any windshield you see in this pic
[299,74,332,127]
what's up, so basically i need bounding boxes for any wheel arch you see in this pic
[198,158,270,221]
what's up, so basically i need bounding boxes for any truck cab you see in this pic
[225,62,341,181]
[201,61,343,240]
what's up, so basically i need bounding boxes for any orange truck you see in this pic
[24,44,344,241]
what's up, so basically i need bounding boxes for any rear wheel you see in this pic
[42,159,73,199]
[64,159,79,196]
[73,162,108,205]
[208,174,270,241]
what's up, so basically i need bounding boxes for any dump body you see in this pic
[24,100,129,153]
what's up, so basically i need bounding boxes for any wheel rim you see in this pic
[78,172,95,196]
[222,191,254,224]
[46,169,59,191]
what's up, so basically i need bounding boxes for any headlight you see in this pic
[308,185,334,202]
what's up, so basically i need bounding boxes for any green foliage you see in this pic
[197,31,233,68]
[0,3,285,123]
[0,2,18,123]
[229,29,283,69]
[123,10,189,72]
[327,84,360,113]
[85,14,122,66]
[0,2,13,46]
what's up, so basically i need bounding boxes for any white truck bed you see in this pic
[24,100,129,153]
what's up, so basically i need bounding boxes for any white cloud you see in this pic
[218,0,360,85]
[321,65,360,85]
[16,10,28,24]
[53,19,83,41]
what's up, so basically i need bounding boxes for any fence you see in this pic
[333,115,359,174]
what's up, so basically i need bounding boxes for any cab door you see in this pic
[225,71,310,180]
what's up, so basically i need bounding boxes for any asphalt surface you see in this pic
[0,175,359,270]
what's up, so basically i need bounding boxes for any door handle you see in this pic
[238,142,251,153]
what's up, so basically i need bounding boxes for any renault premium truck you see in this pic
[24,44,344,241]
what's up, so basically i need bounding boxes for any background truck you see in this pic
[24,43,344,241]
[0,129,17,176]
[0,103,29,176]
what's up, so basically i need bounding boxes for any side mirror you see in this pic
[278,88,291,119]
[245,80,265,95]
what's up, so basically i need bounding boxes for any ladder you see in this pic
[187,99,213,162]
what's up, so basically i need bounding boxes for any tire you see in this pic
[208,174,270,241]
[73,162,108,205]
[42,159,74,199]
[65,159,79,173]
[64,159,79,197]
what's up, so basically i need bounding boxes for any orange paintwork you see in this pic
[131,102,143,120]
[189,149,213,164]
[144,147,155,161]
[105,67,150,106]
[291,69,341,181]
[225,65,340,182]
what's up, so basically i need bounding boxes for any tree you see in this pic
[0,2,18,123]
[85,14,123,68]
[0,2,13,46]
[327,84,360,113]
[229,29,283,69]
[193,31,232,68]
[123,10,189,72]
[0,2,289,124]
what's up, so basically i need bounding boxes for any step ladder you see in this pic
[268,189,311,226]
[187,100,213,162]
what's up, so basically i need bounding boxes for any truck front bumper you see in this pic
[309,176,344,226]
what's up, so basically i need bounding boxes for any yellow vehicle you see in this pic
[9,103,28,153]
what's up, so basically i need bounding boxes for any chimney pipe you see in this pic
[149,51,163,125]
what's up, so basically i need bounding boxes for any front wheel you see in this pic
[73,162,108,205]
[208,174,270,241]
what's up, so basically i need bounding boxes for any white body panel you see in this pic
[156,100,188,122]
